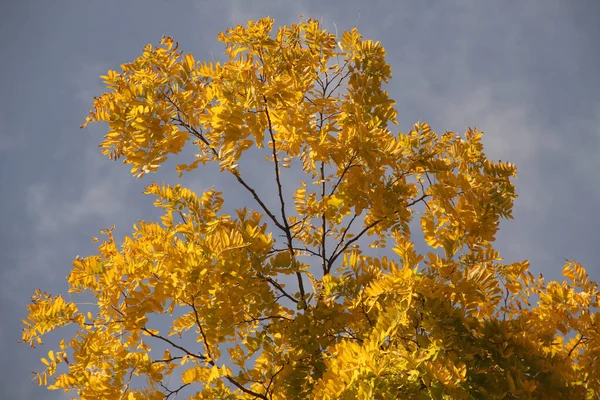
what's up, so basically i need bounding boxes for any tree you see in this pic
[22,17,600,399]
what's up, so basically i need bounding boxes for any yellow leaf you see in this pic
[184,54,195,70]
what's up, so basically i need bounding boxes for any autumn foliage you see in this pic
[23,17,600,399]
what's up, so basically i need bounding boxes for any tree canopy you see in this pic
[22,17,600,399]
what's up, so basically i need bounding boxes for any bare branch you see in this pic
[259,274,299,304]
[231,170,287,232]
[268,246,321,258]
[329,213,359,273]
[320,161,327,275]
[329,151,359,197]
[158,381,191,400]
[327,217,381,272]
[326,193,429,272]
[152,355,186,364]
[187,299,213,361]
[141,327,206,360]
[225,375,268,399]
[265,363,286,397]
[568,335,589,357]
[241,315,291,324]
[167,94,287,233]
[262,96,306,304]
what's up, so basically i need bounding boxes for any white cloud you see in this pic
[437,83,561,212]
[26,149,129,234]
[0,146,135,304]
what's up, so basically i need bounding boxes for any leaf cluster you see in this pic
[24,17,600,399]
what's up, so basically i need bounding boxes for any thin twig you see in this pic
[159,382,190,400]
[167,94,287,233]
[568,335,588,357]
[265,364,286,397]
[141,328,206,360]
[329,213,359,272]
[329,151,359,197]
[327,218,380,271]
[259,275,299,304]
[327,193,430,272]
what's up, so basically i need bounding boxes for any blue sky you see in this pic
[1,1,599,398]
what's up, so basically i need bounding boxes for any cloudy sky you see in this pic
[1,1,599,398]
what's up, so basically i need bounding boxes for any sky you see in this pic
[1,1,599,398]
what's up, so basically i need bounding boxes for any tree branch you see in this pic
[326,217,381,272]
[158,381,191,400]
[265,363,286,397]
[168,94,288,234]
[141,327,206,360]
[231,170,287,232]
[320,161,327,275]
[259,274,299,304]
[568,335,588,357]
[262,96,306,304]
[328,213,359,273]
[241,315,291,324]
[329,151,359,197]
[184,298,269,399]
[187,299,213,361]
[326,193,430,273]
[268,246,321,258]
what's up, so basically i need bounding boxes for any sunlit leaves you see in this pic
[23,16,600,400]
